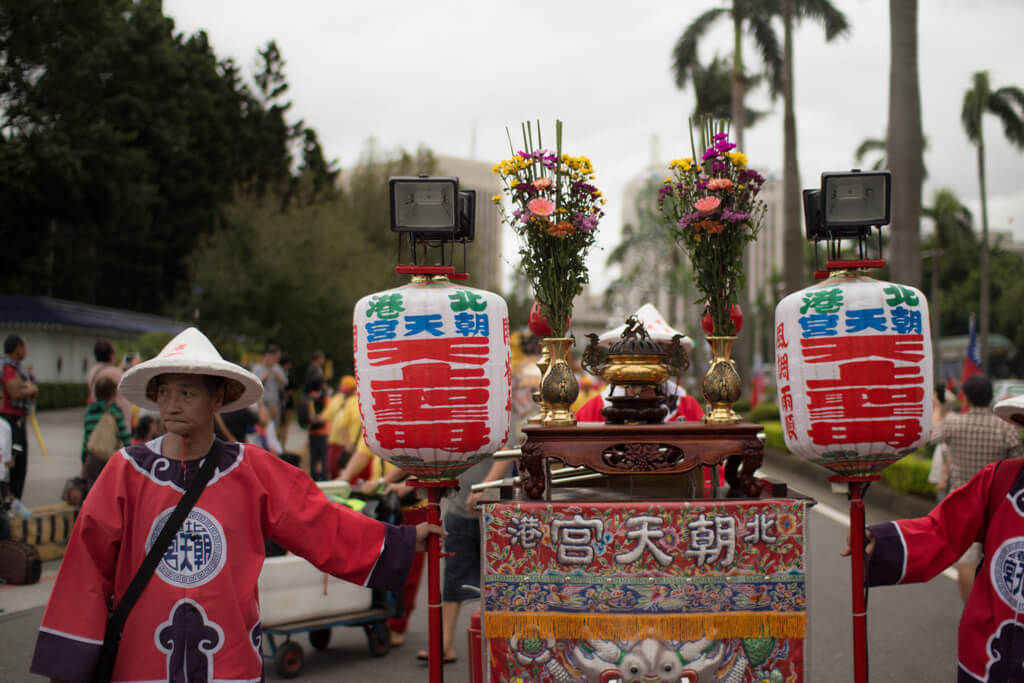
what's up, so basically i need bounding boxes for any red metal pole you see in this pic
[409,479,456,683]
[426,485,444,683]
[849,480,868,683]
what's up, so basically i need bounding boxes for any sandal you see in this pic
[416,650,457,663]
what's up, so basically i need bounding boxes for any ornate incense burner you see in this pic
[581,316,689,424]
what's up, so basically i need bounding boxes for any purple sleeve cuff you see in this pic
[867,521,905,587]
[366,523,416,593]
[31,629,102,682]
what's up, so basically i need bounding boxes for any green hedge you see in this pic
[35,383,89,411]
[761,420,787,452]
[749,401,780,423]
[880,452,936,497]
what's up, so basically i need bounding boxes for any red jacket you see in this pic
[868,458,1024,681]
[31,439,414,682]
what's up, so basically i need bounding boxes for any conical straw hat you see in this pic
[119,327,263,413]
[994,395,1024,427]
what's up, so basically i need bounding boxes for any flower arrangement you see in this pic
[658,119,766,337]
[493,120,605,338]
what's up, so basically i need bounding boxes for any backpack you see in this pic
[86,404,120,462]
[296,392,325,430]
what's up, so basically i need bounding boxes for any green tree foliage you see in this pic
[187,143,438,373]
[671,1,783,151]
[961,70,1024,369]
[921,189,1024,377]
[0,1,336,310]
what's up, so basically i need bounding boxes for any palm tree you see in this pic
[691,53,769,125]
[961,70,1024,369]
[671,2,783,152]
[854,132,928,176]
[922,189,976,381]
[886,0,925,291]
[780,0,849,296]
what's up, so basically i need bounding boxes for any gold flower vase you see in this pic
[539,337,579,427]
[702,336,742,424]
[527,343,552,424]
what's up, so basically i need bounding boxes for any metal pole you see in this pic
[426,485,444,683]
[409,479,457,683]
[849,480,869,683]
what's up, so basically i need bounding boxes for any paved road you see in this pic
[0,408,963,681]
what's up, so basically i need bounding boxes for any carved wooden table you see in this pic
[519,422,765,499]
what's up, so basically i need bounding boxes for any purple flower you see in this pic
[678,211,701,228]
[701,147,718,162]
[715,139,737,153]
[514,181,533,193]
[722,208,751,222]
[713,132,729,141]
[580,215,599,233]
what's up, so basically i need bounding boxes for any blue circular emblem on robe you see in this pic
[991,537,1024,612]
[146,506,226,588]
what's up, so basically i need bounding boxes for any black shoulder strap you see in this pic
[105,439,224,636]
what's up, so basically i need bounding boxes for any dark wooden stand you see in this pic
[520,422,765,499]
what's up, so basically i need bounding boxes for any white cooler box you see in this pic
[259,553,374,628]
[258,483,374,628]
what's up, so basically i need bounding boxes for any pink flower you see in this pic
[528,197,555,217]
[706,177,734,192]
[533,177,552,190]
[694,196,721,214]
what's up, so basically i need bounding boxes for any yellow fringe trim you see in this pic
[484,611,805,640]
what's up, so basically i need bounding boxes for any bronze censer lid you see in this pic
[581,315,689,424]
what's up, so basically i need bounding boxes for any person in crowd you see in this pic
[927,384,951,503]
[130,414,164,446]
[842,393,1024,683]
[81,376,132,488]
[277,352,297,446]
[304,375,329,481]
[425,455,513,664]
[325,375,357,479]
[31,327,442,682]
[214,403,261,445]
[86,339,132,422]
[305,349,326,389]
[355,458,429,650]
[251,343,286,430]
[931,373,1024,601]
[0,413,14,539]
[1,334,38,500]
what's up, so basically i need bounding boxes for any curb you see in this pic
[763,447,936,520]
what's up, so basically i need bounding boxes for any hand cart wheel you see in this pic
[365,621,391,657]
[275,640,304,678]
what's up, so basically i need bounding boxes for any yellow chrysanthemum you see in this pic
[725,151,747,168]
[491,194,502,202]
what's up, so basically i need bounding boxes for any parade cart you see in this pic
[476,423,813,683]
[258,484,403,678]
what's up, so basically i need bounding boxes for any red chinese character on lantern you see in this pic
[775,322,788,350]
[777,353,790,382]
[808,419,922,450]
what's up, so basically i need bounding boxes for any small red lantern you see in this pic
[701,303,743,336]
[354,276,512,480]
[528,300,569,338]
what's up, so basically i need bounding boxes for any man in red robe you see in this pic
[31,328,442,683]
[844,394,1024,682]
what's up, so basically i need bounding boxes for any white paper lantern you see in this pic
[774,272,933,476]
[353,277,511,480]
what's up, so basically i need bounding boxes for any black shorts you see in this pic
[442,513,481,603]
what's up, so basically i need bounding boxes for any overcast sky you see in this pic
[164,0,1024,293]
